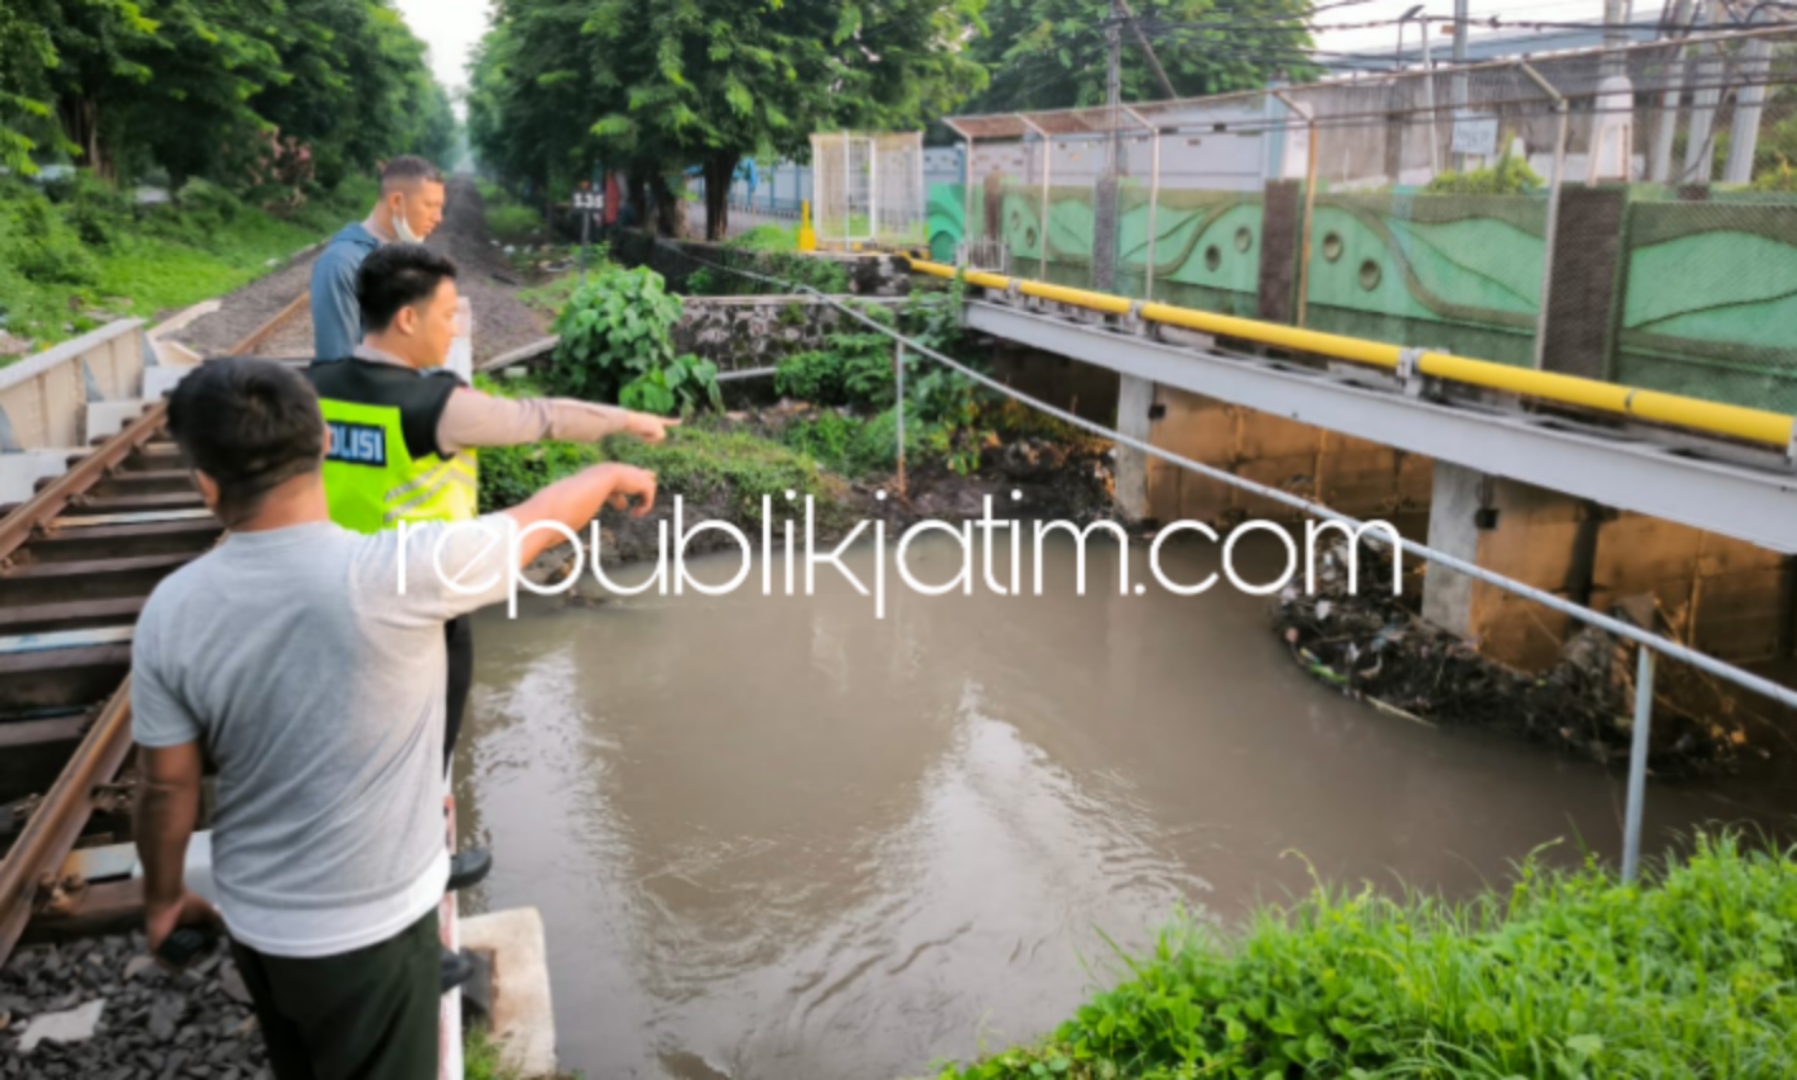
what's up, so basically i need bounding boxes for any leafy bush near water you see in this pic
[770,280,1006,477]
[546,265,721,415]
[935,833,1797,1080]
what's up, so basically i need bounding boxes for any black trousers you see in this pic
[444,614,473,774]
[231,911,440,1080]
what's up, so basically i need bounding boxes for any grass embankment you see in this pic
[729,222,798,251]
[0,173,377,355]
[934,834,1797,1080]
[475,373,846,530]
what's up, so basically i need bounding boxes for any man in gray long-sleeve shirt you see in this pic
[310,156,446,361]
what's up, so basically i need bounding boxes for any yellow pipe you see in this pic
[902,257,1794,450]
[1140,302,1403,370]
[1019,280,1134,315]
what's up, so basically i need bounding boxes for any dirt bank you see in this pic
[520,406,1119,589]
[1276,540,1780,776]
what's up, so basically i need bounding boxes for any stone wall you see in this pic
[608,229,911,297]
[673,296,904,372]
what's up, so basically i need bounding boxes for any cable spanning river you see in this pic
[453,534,1794,1079]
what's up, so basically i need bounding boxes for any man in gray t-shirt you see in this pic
[132,357,655,1079]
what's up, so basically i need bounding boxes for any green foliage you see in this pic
[1,0,454,198]
[1425,150,1544,196]
[468,0,986,239]
[486,205,546,246]
[619,353,724,415]
[964,0,1315,114]
[1,181,99,286]
[0,172,372,349]
[546,265,721,414]
[472,374,604,512]
[774,307,899,408]
[463,1023,523,1080]
[727,223,799,252]
[685,250,851,297]
[476,375,833,523]
[603,419,840,525]
[45,168,134,249]
[937,834,1797,1080]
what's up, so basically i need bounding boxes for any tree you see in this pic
[1,0,456,194]
[466,2,596,197]
[586,0,988,239]
[111,0,285,189]
[963,0,1315,115]
[469,0,988,241]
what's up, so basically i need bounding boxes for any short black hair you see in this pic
[381,155,442,189]
[167,358,324,525]
[357,243,458,333]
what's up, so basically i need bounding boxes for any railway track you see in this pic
[0,296,307,966]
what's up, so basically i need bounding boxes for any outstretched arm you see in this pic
[438,388,679,454]
[503,462,658,567]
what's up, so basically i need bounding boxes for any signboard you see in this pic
[1451,111,1499,158]
[573,191,604,210]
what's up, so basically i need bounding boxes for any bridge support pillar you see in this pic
[1422,463,1793,670]
[1113,374,1154,521]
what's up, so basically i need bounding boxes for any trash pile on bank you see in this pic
[1276,539,1769,776]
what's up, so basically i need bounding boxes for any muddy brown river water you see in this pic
[453,534,1795,1080]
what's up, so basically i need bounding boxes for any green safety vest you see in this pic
[304,358,479,533]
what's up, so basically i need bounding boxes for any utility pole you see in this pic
[1094,0,1124,292]
[1452,0,1469,170]
[1107,0,1123,177]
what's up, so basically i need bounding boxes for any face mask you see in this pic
[392,194,421,244]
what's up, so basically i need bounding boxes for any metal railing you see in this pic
[0,320,150,451]
[908,259,1796,453]
[657,237,1797,883]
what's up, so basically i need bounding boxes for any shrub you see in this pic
[486,204,543,245]
[547,265,720,414]
[1424,150,1543,195]
[47,170,133,250]
[684,249,849,296]
[727,223,797,252]
[1,186,98,286]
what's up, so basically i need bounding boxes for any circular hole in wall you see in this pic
[1204,245,1222,272]
[1322,232,1344,262]
[1234,227,1253,253]
[1023,226,1038,250]
[1359,259,1383,291]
